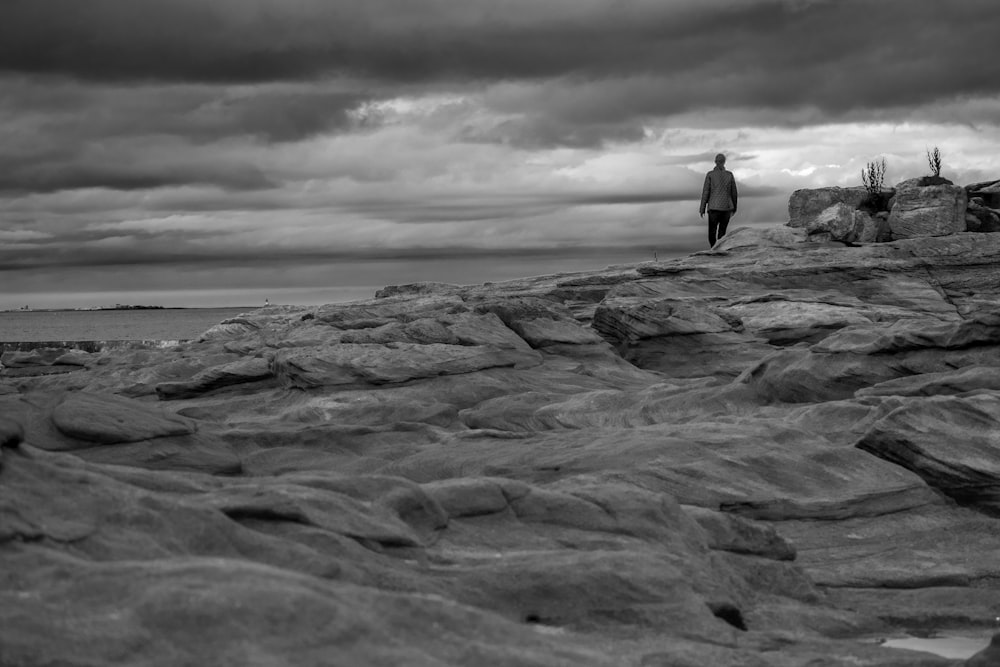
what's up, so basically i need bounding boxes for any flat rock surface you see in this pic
[52,391,196,444]
[3,225,1000,666]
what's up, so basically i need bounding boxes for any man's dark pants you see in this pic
[708,209,732,247]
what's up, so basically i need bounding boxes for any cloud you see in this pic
[0,229,51,242]
[3,0,1000,307]
[0,77,369,148]
[4,1,998,116]
[0,162,275,195]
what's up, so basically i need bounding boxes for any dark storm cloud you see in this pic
[3,0,998,118]
[0,162,275,194]
[0,78,368,194]
[1,77,367,145]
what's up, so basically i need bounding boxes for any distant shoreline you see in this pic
[0,306,259,313]
[0,306,259,343]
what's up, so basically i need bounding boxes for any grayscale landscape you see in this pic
[4,178,1000,665]
[3,1,1000,665]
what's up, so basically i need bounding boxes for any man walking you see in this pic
[699,153,738,247]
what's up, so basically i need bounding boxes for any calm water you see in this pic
[0,307,256,342]
[882,635,991,659]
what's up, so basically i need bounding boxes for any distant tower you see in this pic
[264,298,270,307]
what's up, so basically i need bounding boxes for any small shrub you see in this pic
[861,157,886,197]
[927,146,942,178]
[860,157,888,212]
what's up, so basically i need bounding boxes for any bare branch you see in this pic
[926,147,942,178]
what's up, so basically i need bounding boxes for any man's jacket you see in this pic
[700,166,738,214]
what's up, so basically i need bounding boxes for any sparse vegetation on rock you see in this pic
[927,146,943,178]
[860,157,890,213]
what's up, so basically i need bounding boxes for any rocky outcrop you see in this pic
[155,356,274,399]
[787,186,870,228]
[803,202,869,243]
[856,395,1000,514]
[4,220,1000,665]
[888,179,968,238]
[967,179,1000,208]
[790,177,1000,243]
[967,198,1000,232]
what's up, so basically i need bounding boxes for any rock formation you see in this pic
[888,178,968,239]
[3,195,1000,665]
[789,177,1000,245]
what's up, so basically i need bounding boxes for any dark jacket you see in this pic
[700,166,738,214]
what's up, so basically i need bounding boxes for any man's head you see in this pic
[715,153,726,166]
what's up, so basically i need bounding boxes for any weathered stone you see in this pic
[155,356,274,400]
[1,350,52,368]
[51,392,195,444]
[966,199,1000,232]
[888,181,968,238]
[53,351,92,367]
[966,178,1000,209]
[858,210,892,243]
[422,477,512,517]
[856,365,1000,398]
[719,298,871,344]
[799,202,866,242]
[0,545,613,667]
[714,225,808,251]
[787,186,869,228]
[685,506,796,561]
[473,297,606,347]
[593,297,732,342]
[272,342,541,389]
[856,395,1000,514]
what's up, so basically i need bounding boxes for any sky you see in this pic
[2,0,1000,308]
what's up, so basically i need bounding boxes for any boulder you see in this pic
[888,180,967,238]
[966,199,1000,232]
[787,186,869,228]
[966,179,1000,209]
[796,202,868,243]
[51,392,195,444]
[858,210,892,243]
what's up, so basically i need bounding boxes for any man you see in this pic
[699,153,738,247]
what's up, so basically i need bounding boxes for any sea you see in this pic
[0,307,257,343]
